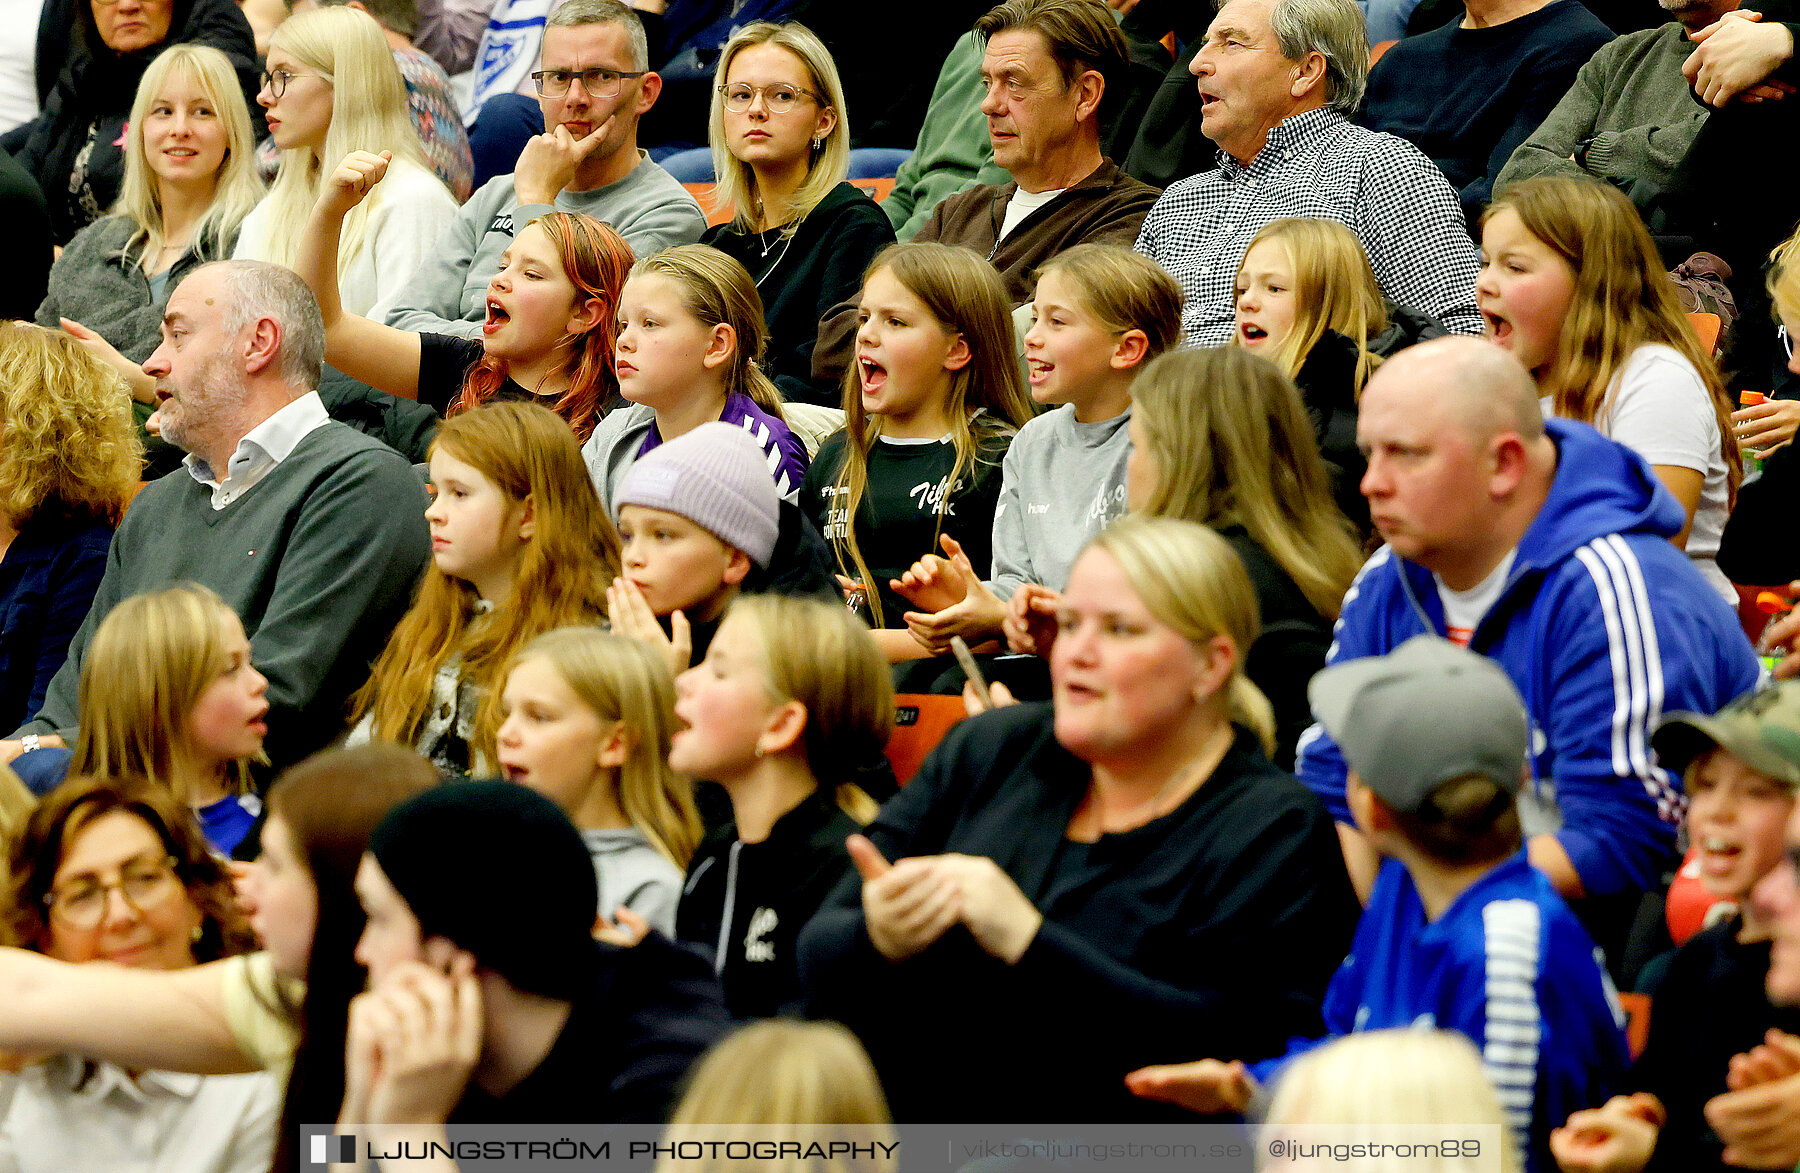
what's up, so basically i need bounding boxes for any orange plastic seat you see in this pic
[885,694,968,786]
[1370,39,1398,65]
[1688,311,1722,356]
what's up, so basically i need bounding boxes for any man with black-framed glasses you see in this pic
[384,0,704,341]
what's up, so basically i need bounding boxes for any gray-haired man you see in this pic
[1134,0,1482,346]
[4,262,431,775]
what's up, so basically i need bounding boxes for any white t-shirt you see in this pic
[998,186,1065,243]
[0,0,43,135]
[234,159,459,320]
[1542,343,1733,604]
[1436,550,1517,647]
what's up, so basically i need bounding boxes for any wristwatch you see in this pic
[19,733,40,754]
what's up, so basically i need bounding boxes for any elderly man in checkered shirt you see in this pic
[1134,0,1483,348]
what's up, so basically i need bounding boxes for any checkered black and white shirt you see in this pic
[1134,107,1483,348]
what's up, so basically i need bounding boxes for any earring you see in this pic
[754,744,766,759]
[192,923,205,943]
[811,135,823,151]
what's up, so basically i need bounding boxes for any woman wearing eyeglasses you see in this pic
[5,0,260,246]
[233,6,457,320]
[699,22,895,407]
[0,774,278,1173]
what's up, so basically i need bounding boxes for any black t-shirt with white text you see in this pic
[801,428,1011,628]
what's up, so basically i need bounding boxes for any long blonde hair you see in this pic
[1260,1029,1523,1173]
[659,1021,895,1173]
[1087,516,1276,754]
[115,45,265,267]
[348,403,619,756]
[498,628,702,870]
[1133,347,1361,621]
[727,595,893,821]
[71,584,261,802]
[0,322,140,527]
[247,7,439,274]
[629,245,786,418]
[1236,217,1387,394]
[833,243,1035,626]
[1484,176,1739,506]
[708,21,850,232]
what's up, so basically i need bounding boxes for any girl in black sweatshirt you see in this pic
[672,594,891,1018]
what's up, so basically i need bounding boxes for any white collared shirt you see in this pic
[0,1054,280,1173]
[183,392,332,511]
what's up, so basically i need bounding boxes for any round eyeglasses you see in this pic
[718,83,821,115]
[44,855,183,930]
[532,68,647,99]
[259,68,327,99]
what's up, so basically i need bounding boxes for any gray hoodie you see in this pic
[382,151,706,338]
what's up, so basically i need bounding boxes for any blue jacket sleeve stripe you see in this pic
[1481,898,1543,1150]
[1573,536,1682,824]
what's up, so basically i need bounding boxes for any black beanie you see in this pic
[368,781,598,999]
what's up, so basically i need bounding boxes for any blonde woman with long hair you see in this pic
[658,1021,895,1173]
[1125,346,1362,768]
[40,45,265,423]
[0,323,140,744]
[491,627,701,936]
[13,585,270,857]
[235,6,457,319]
[672,595,890,1017]
[699,21,895,404]
[1479,175,1739,602]
[797,516,1360,1122]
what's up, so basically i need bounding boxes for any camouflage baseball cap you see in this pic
[1653,681,1800,787]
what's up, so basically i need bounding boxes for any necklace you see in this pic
[751,225,796,287]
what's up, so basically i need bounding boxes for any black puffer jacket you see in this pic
[10,0,259,244]
[1295,301,1445,535]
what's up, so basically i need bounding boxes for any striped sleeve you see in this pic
[1542,534,1683,896]
[1479,899,1544,1153]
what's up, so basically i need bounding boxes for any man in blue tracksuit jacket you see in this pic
[1297,339,1760,942]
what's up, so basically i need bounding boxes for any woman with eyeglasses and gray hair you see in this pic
[698,21,895,407]
[0,774,277,1173]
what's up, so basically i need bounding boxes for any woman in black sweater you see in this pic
[796,516,1360,1122]
[698,20,895,405]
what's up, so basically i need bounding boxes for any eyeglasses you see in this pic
[718,83,820,114]
[259,69,327,99]
[45,855,183,930]
[532,68,646,99]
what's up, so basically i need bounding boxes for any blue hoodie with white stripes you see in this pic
[1250,855,1631,1173]
[1296,418,1760,899]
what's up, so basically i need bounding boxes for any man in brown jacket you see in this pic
[915,0,1162,305]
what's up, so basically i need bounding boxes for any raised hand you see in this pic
[607,577,692,677]
[318,150,392,220]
